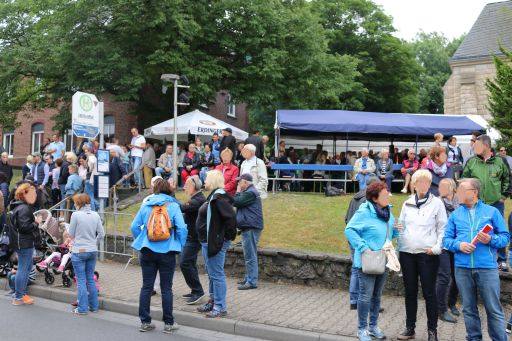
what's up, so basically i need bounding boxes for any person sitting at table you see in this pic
[353,148,376,190]
[400,150,419,194]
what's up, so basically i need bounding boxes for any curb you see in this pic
[0,279,353,341]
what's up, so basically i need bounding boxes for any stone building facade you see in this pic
[443,1,512,119]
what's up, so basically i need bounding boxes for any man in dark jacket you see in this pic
[345,176,380,310]
[0,152,13,185]
[180,175,206,304]
[233,173,264,290]
[245,130,264,160]
[219,128,236,156]
[109,150,127,186]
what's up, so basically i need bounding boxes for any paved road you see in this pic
[0,294,267,341]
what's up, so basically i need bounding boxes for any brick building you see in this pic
[0,92,249,167]
[443,1,512,119]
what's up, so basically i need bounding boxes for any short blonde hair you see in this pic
[220,148,233,162]
[411,169,432,185]
[205,170,225,190]
[65,152,78,163]
[380,148,389,155]
[434,132,444,141]
[439,178,457,194]
[26,155,34,163]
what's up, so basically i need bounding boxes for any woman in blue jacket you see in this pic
[130,179,188,334]
[345,181,399,341]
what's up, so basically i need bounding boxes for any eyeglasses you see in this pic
[500,149,506,152]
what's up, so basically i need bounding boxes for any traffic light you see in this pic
[177,75,190,105]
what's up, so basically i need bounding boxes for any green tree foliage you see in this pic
[411,31,464,114]
[486,46,512,143]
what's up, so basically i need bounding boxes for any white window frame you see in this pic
[2,131,14,156]
[226,94,236,118]
[31,123,44,155]
[103,115,115,138]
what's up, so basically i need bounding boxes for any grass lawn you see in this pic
[115,191,512,256]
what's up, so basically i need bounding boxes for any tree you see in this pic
[486,46,512,142]
[411,31,464,114]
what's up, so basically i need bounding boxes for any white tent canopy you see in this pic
[144,109,249,141]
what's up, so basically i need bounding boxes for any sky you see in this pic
[373,0,497,41]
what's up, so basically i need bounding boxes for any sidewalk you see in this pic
[8,260,504,341]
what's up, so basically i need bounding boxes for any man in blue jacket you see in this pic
[443,178,509,341]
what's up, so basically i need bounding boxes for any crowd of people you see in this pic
[345,132,512,341]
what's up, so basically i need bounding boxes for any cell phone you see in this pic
[471,224,493,245]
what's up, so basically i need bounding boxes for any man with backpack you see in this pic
[129,179,188,334]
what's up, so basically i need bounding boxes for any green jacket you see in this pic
[462,155,510,204]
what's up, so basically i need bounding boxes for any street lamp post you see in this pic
[161,74,190,184]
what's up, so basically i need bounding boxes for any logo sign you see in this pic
[199,120,216,126]
[72,91,100,138]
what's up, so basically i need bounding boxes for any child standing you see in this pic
[65,164,83,197]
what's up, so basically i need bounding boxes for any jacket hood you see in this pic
[353,190,366,200]
[143,193,177,207]
[208,188,234,204]
[9,200,26,209]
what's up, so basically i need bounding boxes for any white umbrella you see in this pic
[144,109,249,141]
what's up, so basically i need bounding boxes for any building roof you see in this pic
[451,1,512,62]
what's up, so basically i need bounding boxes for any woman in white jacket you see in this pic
[396,169,447,341]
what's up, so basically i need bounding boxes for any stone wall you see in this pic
[443,59,497,120]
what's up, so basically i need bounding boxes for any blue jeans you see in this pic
[356,268,388,330]
[59,184,67,210]
[199,167,210,183]
[202,240,230,312]
[356,173,373,190]
[380,174,394,192]
[241,228,262,287]
[155,167,172,179]
[455,267,507,341]
[132,156,142,186]
[72,252,99,313]
[349,246,359,305]
[15,248,34,300]
[491,201,507,263]
[139,248,176,324]
[84,181,97,211]
[180,241,204,297]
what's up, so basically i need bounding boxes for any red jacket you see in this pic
[215,163,239,197]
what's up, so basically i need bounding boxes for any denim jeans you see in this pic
[455,267,507,341]
[179,241,204,297]
[139,248,176,324]
[356,173,372,190]
[155,167,172,179]
[132,156,142,186]
[383,174,394,192]
[84,181,97,211]
[349,246,359,305]
[356,268,388,330]
[59,184,67,210]
[199,167,210,183]
[491,201,507,263]
[202,240,231,312]
[72,252,99,313]
[14,248,34,300]
[241,228,262,287]
[399,252,439,331]
[436,250,458,313]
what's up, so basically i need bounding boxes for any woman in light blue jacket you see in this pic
[130,178,187,334]
[345,181,398,341]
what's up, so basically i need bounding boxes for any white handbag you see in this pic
[361,223,389,275]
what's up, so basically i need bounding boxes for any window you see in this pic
[31,123,44,154]
[2,129,14,156]
[103,115,115,138]
[226,94,236,118]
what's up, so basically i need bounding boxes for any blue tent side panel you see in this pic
[276,110,485,138]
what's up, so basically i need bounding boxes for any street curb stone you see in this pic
[0,279,353,341]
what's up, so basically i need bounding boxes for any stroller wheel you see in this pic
[62,275,72,288]
[45,273,55,285]
[0,264,8,277]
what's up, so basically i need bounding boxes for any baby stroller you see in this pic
[0,224,13,277]
[34,210,75,287]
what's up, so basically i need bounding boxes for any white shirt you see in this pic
[130,135,146,158]
[240,156,268,199]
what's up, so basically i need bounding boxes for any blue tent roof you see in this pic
[276,110,485,140]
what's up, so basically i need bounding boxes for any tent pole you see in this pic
[415,135,419,154]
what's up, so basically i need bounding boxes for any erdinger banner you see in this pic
[144,109,248,141]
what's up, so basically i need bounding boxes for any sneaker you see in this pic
[506,323,511,334]
[182,293,193,298]
[397,327,415,340]
[439,311,457,323]
[350,303,357,310]
[139,322,155,332]
[237,283,257,290]
[197,299,214,313]
[12,298,23,306]
[72,308,88,315]
[498,262,509,272]
[57,266,65,274]
[368,326,386,340]
[22,295,34,305]
[449,305,460,317]
[357,329,372,341]
[427,329,438,341]
[389,193,393,197]
[205,309,227,318]
[163,323,180,334]
[89,308,100,313]
[186,294,205,305]
[237,279,246,285]
[71,301,78,307]
[36,261,48,269]
[401,188,407,194]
